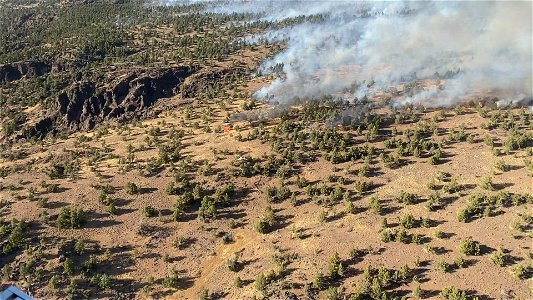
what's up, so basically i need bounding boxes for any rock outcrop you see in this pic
[24,66,195,138]
[0,61,51,83]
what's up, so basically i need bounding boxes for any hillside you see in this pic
[0,1,532,300]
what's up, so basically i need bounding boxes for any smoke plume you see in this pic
[165,1,533,107]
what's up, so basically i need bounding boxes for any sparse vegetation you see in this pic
[459,238,481,256]
[0,2,530,299]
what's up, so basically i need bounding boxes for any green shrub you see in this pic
[312,272,326,290]
[198,197,217,220]
[443,178,460,194]
[328,252,344,279]
[368,196,382,215]
[435,260,449,273]
[63,258,74,275]
[411,234,424,244]
[234,276,243,288]
[125,182,139,195]
[454,256,466,268]
[510,264,529,279]
[255,206,275,234]
[425,191,442,211]
[143,206,158,217]
[172,200,185,221]
[395,229,409,243]
[199,289,211,300]
[317,209,328,223]
[396,191,418,205]
[434,230,445,239]
[326,287,341,300]
[227,254,241,272]
[107,202,117,215]
[91,273,112,290]
[255,273,267,292]
[57,208,88,229]
[495,160,510,172]
[1,220,28,254]
[439,286,468,300]
[457,206,476,223]
[490,248,507,266]
[162,269,180,289]
[381,230,394,243]
[400,214,417,229]
[479,176,495,191]
[412,283,424,299]
[346,201,356,214]
[458,238,481,256]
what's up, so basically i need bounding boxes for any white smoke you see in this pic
[164,1,533,107]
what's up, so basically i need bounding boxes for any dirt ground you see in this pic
[1,79,532,300]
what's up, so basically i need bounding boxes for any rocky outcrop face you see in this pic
[21,118,54,140]
[181,66,247,98]
[56,67,195,130]
[0,61,51,83]
[25,66,195,138]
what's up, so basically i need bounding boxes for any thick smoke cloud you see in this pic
[165,1,533,107]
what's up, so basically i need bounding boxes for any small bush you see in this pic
[434,230,445,239]
[328,252,344,279]
[256,206,276,234]
[368,196,382,215]
[435,260,449,273]
[495,160,510,172]
[91,273,112,290]
[490,248,507,266]
[454,256,466,269]
[143,206,158,217]
[162,269,180,289]
[234,276,243,288]
[395,229,410,243]
[400,214,417,229]
[479,176,495,191]
[439,286,468,300]
[458,238,481,256]
[125,182,139,195]
[312,272,325,290]
[227,254,241,272]
[396,191,418,205]
[255,273,267,292]
[510,264,529,279]
[57,208,88,229]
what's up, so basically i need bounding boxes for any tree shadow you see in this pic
[440,195,459,208]
[140,187,158,194]
[327,211,346,222]
[432,246,451,255]
[113,198,132,206]
[480,244,496,255]
[85,211,122,228]
[217,208,247,220]
[271,213,294,232]
[45,200,68,209]
[493,182,514,190]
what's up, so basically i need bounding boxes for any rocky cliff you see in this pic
[0,61,52,83]
[23,66,195,138]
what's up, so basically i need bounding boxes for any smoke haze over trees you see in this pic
[165,1,532,107]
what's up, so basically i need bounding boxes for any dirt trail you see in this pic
[169,228,260,299]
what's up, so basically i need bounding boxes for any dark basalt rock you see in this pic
[0,61,52,84]
[24,66,195,138]
[21,118,54,140]
[56,66,196,130]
